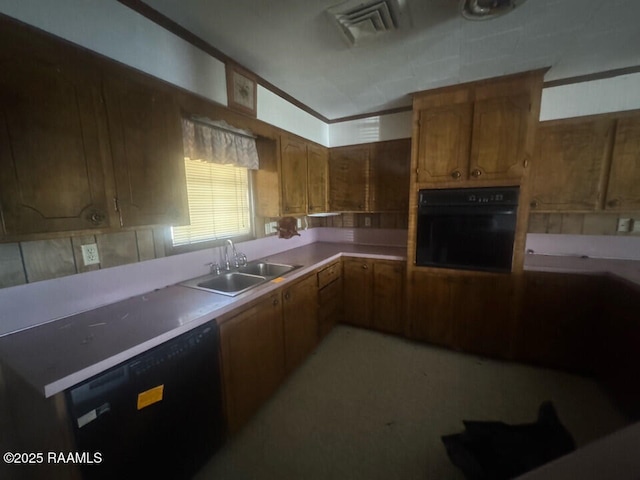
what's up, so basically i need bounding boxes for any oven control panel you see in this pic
[419,186,519,207]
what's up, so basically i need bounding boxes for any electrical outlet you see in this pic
[632,219,640,234]
[81,243,100,266]
[364,216,371,227]
[617,218,631,233]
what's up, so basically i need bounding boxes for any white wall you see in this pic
[329,111,412,147]
[540,72,640,121]
[0,0,326,145]
[2,0,639,147]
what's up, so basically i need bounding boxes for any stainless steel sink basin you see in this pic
[238,261,298,277]
[180,261,300,296]
[198,272,265,292]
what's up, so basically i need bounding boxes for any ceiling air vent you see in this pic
[327,0,407,46]
[460,0,528,20]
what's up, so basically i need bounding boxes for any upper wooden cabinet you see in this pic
[413,70,544,185]
[0,21,113,235]
[329,145,369,211]
[329,139,411,212]
[102,69,189,227]
[279,135,308,215]
[370,139,411,212]
[0,17,190,238]
[529,110,640,212]
[529,118,613,211]
[307,143,329,214]
[257,134,328,217]
[606,114,640,210]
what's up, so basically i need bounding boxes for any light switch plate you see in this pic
[81,243,100,266]
[617,218,631,233]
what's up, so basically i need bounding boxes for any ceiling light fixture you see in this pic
[459,0,528,20]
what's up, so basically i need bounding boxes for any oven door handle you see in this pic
[418,205,518,216]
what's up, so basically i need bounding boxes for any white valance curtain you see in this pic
[181,117,259,170]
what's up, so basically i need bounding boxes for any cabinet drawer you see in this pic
[317,261,341,289]
[319,276,342,305]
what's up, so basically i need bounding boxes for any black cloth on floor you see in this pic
[441,401,576,480]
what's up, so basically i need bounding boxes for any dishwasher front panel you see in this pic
[66,321,225,480]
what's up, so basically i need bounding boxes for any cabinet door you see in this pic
[282,274,318,373]
[372,260,405,335]
[515,272,599,373]
[530,118,613,211]
[606,114,640,210]
[103,71,189,227]
[416,103,472,183]
[329,146,369,211]
[455,274,516,359]
[370,139,411,212]
[280,135,308,215]
[469,94,531,181]
[343,258,373,328]
[307,144,329,214]
[408,271,456,347]
[0,29,112,235]
[219,293,284,433]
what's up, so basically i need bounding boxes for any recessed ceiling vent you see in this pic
[327,0,408,46]
[460,0,528,20]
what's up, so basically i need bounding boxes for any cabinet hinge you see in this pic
[113,197,123,227]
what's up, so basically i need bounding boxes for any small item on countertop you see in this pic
[276,216,301,239]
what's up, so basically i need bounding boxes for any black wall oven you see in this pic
[415,186,519,273]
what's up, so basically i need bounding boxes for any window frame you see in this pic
[164,161,257,256]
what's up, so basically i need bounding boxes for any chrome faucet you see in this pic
[222,239,247,269]
[222,240,233,270]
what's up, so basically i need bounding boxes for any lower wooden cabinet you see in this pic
[513,272,601,373]
[317,261,343,339]
[343,258,405,335]
[594,277,640,419]
[409,271,515,359]
[283,274,319,373]
[219,293,285,434]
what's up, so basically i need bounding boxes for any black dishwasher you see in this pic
[66,321,225,480]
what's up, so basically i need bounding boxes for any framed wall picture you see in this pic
[226,64,257,117]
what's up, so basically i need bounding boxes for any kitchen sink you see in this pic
[180,261,300,296]
[198,272,266,293]
[238,261,298,277]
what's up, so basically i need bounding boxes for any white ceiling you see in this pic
[142,0,640,121]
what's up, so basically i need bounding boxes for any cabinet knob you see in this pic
[88,211,105,225]
[450,170,462,179]
[607,199,620,207]
[471,169,482,178]
[272,298,279,306]
[284,292,291,301]
[530,200,539,208]
[362,264,369,270]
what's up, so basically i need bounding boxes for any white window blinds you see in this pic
[171,159,251,246]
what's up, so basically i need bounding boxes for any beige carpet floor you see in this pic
[195,325,628,480]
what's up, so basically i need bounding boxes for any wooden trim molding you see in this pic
[543,65,640,88]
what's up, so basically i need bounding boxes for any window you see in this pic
[171,158,252,246]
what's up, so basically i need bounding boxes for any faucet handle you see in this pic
[205,262,221,275]
[236,253,248,267]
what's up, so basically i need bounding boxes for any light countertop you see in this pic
[1,240,636,399]
[524,254,640,286]
[0,243,405,398]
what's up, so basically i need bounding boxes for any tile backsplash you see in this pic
[0,228,167,289]
[528,212,640,236]
[0,213,409,289]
